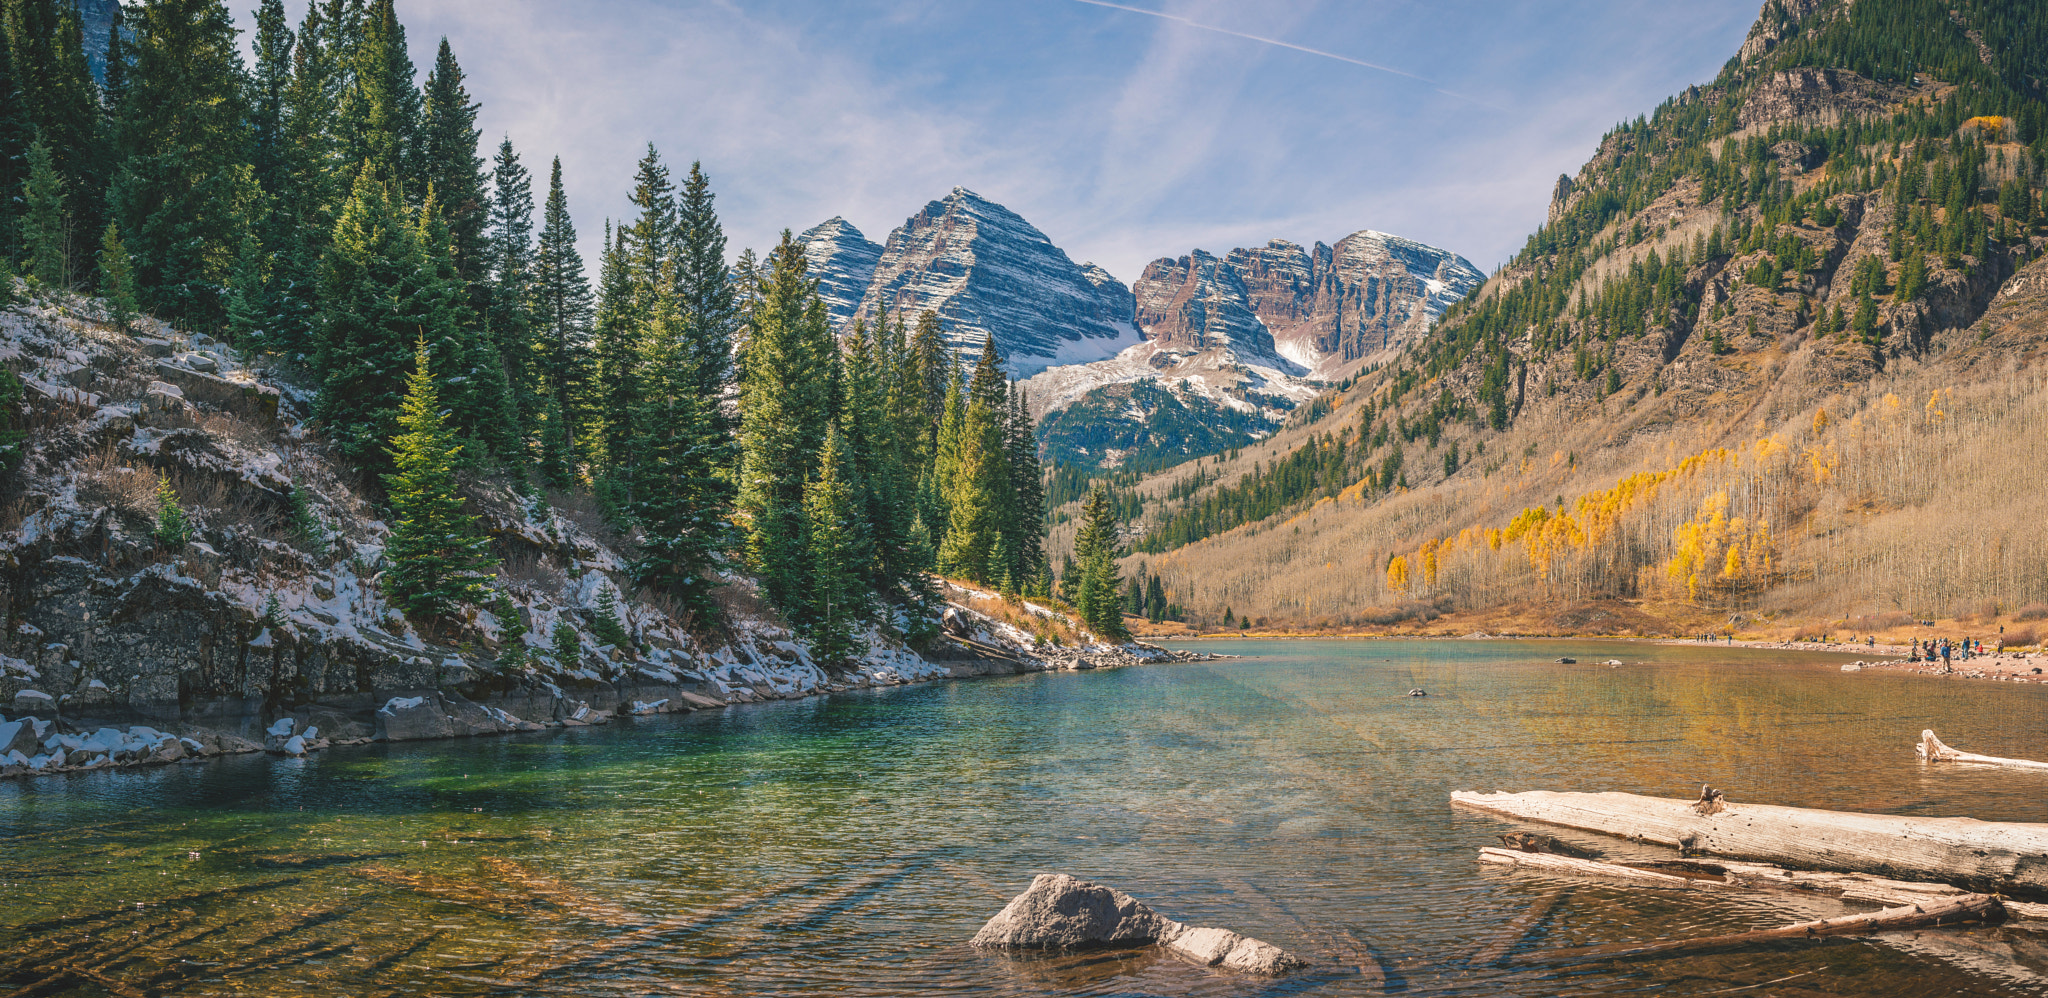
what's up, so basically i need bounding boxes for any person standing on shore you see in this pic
[1941,641,1952,668]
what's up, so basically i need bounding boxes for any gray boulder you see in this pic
[375,695,454,741]
[0,716,38,757]
[970,874,1169,949]
[971,874,1309,976]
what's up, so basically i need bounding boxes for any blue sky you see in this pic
[239,0,1760,284]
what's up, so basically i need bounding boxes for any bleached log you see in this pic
[1918,729,2048,771]
[1514,893,2006,965]
[1451,790,2048,898]
[1477,847,1701,887]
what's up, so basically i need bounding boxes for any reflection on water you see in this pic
[5,639,2048,996]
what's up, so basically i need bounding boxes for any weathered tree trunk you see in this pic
[1918,729,2048,771]
[1511,893,2006,965]
[1451,789,2048,898]
[1477,846,1701,887]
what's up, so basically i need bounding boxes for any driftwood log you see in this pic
[1477,847,1699,887]
[1451,789,2048,898]
[1918,729,2048,771]
[1511,893,2006,966]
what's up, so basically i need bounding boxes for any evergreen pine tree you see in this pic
[1071,485,1128,641]
[674,161,735,405]
[938,337,1011,583]
[803,423,870,668]
[909,309,950,458]
[247,0,294,217]
[626,284,731,626]
[1005,382,1045,584]
[419,38,485,282]
[10,0,108,281]
[737,231,834,611]
[21,138,67,287]
[0,20,29,259]
[483,137,539,445]
[418,189,518,461]
[621,143,675,320]
[108,0,259,325]
[589,220,639,477]
[339,0,420,192]
[96,223,138,327]
[222,232,269,343]
[383,336,496,624]
[532,156,593,476]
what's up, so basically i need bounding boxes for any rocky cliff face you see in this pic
[822,188,1139,377]
[796,217,882,330]
[1135,232,1483,379]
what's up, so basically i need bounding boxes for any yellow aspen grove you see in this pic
[1387,555,1411,594]
[1421,539,1441,587]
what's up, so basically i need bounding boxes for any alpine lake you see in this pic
[6,638,2048,996]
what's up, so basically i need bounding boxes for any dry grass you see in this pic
[944,582,1091,646]
[1127,349,2048,632]
[1849,610,1915,631]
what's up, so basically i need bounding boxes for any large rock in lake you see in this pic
[970,873,1169,949]
[970,873,1309,976]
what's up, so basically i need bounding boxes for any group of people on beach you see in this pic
[1910,637,1985,667]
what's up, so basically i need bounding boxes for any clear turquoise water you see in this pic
[5,639,2048,996]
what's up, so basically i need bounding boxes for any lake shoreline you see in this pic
[0,639,1213,782]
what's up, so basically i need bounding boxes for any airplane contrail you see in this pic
[1070,0,1496,108]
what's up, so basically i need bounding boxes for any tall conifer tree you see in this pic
[803,424,869,667]
[737,231,834,611]
[626,285,730,624]
[419,38,485,281]
[384,337,496,623]
[674,161,734,403]
[532,155,592,476]
[483,137,538,443]
[108,0,259,324]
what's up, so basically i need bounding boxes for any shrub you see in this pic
[2014,604,2048,622]
[154,473,190,547]
[2001,625,2038,648]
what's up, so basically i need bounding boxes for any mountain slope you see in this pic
[1103,0,2048,633]
[802,188,1139,378]
[796,217,883,330]
[1023,230,1481,471]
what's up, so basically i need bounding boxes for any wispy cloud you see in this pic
[1067,0,1499,109]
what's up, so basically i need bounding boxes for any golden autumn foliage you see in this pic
[1387,555,1411,593]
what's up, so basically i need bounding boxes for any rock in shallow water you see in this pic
[970,873,1309,976]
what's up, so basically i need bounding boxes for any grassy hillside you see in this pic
[1094,0,2048,635]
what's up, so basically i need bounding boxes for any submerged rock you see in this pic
[971,873,1308,976]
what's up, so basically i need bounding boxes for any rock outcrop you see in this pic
[971,873,1309,976]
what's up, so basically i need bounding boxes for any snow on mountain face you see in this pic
[796,217,883,331]
[852,188,1138,378]
[1139,232,1483,379]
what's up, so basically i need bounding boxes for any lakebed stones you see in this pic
[971,873,1309,976]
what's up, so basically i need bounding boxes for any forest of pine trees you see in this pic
[0,0,1055,659]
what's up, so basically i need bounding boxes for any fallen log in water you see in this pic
[1918,729,2048,771]
[1477,847,1700,887]
[1451,789,2048,898]
[1511,893,2006,966]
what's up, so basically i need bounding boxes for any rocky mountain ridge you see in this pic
[799,188,1140,378]
[799,188,1481,469]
